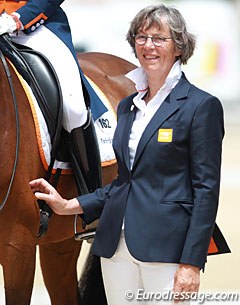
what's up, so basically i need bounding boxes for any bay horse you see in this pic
[0,50,136,305]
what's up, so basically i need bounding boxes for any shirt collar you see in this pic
[126,60,182,93]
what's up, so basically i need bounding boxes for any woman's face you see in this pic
[135,22,181,78]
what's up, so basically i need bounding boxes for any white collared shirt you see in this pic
[125,60,182,169]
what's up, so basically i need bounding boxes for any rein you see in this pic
[0,49,20,211]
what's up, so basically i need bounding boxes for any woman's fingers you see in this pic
[29,178,55,194]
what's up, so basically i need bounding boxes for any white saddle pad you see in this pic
[15,67,117,173]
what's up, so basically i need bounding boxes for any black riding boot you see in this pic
[66,110,102,194]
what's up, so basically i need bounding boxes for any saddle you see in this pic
[0,33,102,238]
[0,34,62,158]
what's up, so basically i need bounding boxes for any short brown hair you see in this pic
[126,4,196,64]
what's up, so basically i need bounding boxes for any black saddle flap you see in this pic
[0,34,63,157]
[20,49,61,128]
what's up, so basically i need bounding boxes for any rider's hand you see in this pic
[0,13,22,35]
[29,178,83,215]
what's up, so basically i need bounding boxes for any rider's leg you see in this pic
[10,27,102,192]
[11,26,87,131]
[64,113,102,193]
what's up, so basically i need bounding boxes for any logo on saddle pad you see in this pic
[87,77,117,166]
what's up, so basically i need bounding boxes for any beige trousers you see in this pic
[101,231,190,305]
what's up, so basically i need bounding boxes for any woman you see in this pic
[0,0,104,191]
[30,4,230,305]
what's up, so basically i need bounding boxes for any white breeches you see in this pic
[10,26,87,132]
[101,231,190,305]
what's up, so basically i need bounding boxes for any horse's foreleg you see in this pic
[39,238,82,305]
[2,227,36,305]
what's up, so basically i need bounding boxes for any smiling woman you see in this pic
[29,4,230,305]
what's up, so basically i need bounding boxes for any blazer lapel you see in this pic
[132,74,190,171]
[121,107,136,170]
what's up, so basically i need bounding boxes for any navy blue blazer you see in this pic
[16,1,73,52]
[79,73,230,269]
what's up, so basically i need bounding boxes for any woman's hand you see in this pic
[29,178,83,215]
[173,264,200,303]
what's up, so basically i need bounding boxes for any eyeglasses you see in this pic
[133,34,173,47]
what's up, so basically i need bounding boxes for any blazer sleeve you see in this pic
[180,95,224,269]
[76,182,115,225]
[16,0,65,32]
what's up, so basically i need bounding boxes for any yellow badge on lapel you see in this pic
[158,129,173,142]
